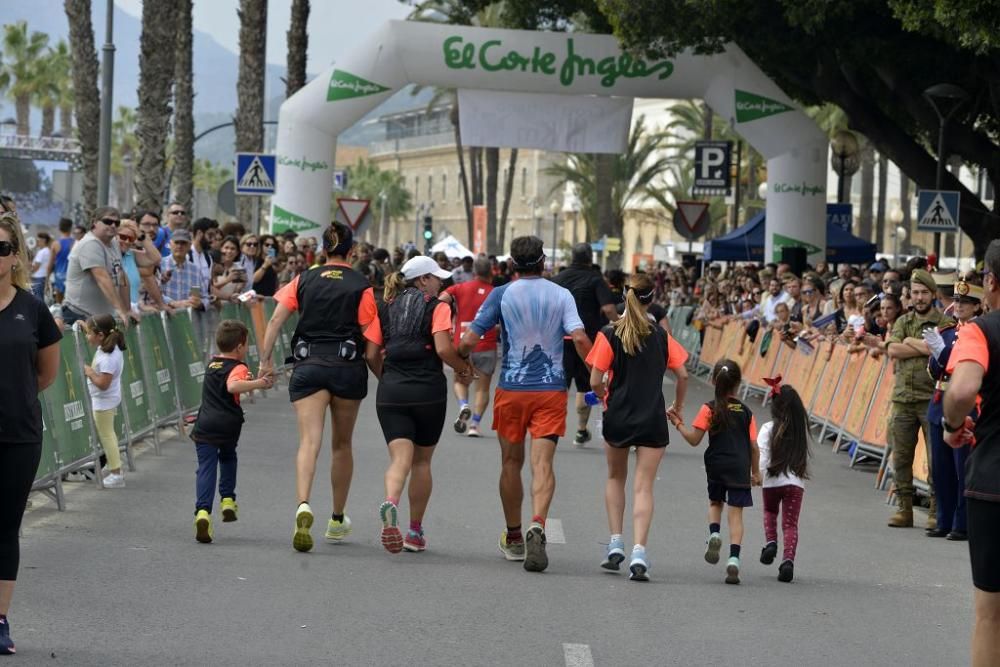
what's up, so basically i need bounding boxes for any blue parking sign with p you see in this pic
[235,153,276,195]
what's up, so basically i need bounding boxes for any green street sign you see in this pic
[326,69,391,102]
[735,89,793,123]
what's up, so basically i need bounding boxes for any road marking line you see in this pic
[546,518,566,544]
[563,643,594,667]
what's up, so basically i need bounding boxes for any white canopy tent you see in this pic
[430,235,474,259]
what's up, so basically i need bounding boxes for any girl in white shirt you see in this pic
[82,314,126,488]
[757,379,811,583]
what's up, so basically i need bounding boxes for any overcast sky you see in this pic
[115,0,412,70]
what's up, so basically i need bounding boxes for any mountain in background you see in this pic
[2,1,432,165]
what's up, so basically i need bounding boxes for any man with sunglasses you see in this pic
[62,207,131,327]
[166,202,189,233]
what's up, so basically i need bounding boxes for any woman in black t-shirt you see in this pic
[364,256,474,555]
[586,274,687,583]
[0,213,61,655]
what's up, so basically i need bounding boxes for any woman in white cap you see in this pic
[364,255,474,554]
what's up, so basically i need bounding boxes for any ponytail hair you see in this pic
[767,384,811,480]
[87,314,127,353]
[613,273,655,355]
[0,212,30,291]
[710,358,742,431]
[383,271,408,303]
[323,221,353,258]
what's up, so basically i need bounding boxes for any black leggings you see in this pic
[0,443,42,581]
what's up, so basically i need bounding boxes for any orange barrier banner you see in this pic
[700,326,724,368]
[842,355,885,438]
[799,341,829,409]
[913,428,930,483]
[749,335,785,390]
[827,350,867,428]
[811,344,848,420]
[784,345,816,394]
[860,362,896,448]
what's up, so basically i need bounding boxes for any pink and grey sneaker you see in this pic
[403,529,426,552]
[379,501,403,554]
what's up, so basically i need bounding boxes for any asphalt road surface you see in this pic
[15,374,972,666]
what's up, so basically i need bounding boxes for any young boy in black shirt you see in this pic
[189,320,273,543]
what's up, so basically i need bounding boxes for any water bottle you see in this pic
[583,391,601,407]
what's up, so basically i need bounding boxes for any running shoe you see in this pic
[573,429,592,446]
[704,532,722,564]
[498,531,525,561]
[403,529,426,552]
[103,472,125,489]
[600,536,626,571]
[778,559,794,583]
[629,546,650,582]
[523,523,548,572]
[467,425,482,438]
[454,404,472,433]
[220,497,239,523]
[293,502,314,552]
[760,541,777,565]
[379,501,403,553]
[0,617,14,655]
[725,556,741,585]
[194,509,213,544]
[325,515,352,543]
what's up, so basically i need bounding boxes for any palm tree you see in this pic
[286,0,309,98]
[135,0,179,211]
[193,159,233,195]
[0,21,49,136]
[50,40,74,137]
[111,106,139,207]
[544,117,676,247]
[64,0,101,214]
[235,0,268,229]
[34,50,62,137]
[173,0,195,213]
[345,158,413,244]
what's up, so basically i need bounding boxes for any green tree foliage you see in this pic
[0,21,50,136]
[345,158,414,241]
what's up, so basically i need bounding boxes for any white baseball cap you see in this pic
[401,255,453,280]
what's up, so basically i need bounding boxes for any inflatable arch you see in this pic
[272,21,828,262]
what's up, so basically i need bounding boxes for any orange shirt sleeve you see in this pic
[692,404,712,431]
[431,302,453,335]
[947,322,989,374]
[749,415,759,442]
[357,287,377,327]
[586,331,614,372]
[666,334,688,370]
[226,364,251,386]
[273,275,300,312]
[364,312,384,346]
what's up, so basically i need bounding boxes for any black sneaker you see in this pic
[778,560,794,583]
[573,429,591,446]
[0,617,15,655]
[523,524,548,572]
[760,541,778,565]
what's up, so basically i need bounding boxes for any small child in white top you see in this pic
[757,379,811,583]
[82,314,126,488]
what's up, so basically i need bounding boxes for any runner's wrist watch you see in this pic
[943,419,965,434]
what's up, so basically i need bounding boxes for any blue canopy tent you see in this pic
[703,212,877,264]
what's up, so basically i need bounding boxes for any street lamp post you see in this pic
[830,130,860,204]
[890,205,905,263]
[96,0,115,207]
[924,83,969,259]
[549,200,560,271]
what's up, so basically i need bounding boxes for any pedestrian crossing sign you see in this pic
[235,153,277,195]
[917,189,959,232]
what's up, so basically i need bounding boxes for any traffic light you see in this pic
[423,215,433,241]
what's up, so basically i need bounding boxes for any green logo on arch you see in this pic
[326,70,391,102]
[735,89,793,123]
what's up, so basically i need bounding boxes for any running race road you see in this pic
[16,375,970,666]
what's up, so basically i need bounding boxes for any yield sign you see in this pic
[674,200,711,240]
[336,198,371,232]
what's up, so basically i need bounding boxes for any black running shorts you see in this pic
[968,498,1000,592]
[288,357,368,402]
[376,401,447,447]
[562,339,590,393]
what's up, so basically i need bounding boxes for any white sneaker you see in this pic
[103,473,126,488]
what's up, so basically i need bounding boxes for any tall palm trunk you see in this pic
[14,95,30,136]
[469,147,483,206]
[485,147,499,254]
[173,0,195,212]
[876,153,888,249]
[235,0,267,230]
[135,0,179,211]
[285,0,309,98]
[64,0,101,216]
[595,153,616,263]
[59,103,73,137]
[900,173,912,251]
[40,107,55,137]
[452,105,473,246]
[858,140,875,242]
[497,148,518,254]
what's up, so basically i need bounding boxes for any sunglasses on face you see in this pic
[802,289,815,295]
[244,241,258,247]
[101,217,121,227]
[118,234,136,242]
[0,240,14,257]
[169,210,187,215]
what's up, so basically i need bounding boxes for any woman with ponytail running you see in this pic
[587,273,689,581]
[260,222,377,552]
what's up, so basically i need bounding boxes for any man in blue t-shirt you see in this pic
[460,235,590,573]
